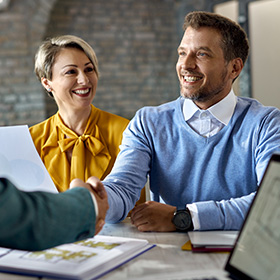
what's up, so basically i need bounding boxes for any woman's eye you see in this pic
[85,66,94,73]
[65,69,76,75]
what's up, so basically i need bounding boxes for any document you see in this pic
[185,231,238,252]
[0,125,57,193]
[0,235,155,280]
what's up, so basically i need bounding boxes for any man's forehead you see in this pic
[178,26,222,49]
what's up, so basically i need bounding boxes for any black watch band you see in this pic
[172,207,194,232]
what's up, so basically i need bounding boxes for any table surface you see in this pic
[0,218,229,280]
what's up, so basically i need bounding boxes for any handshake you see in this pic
[70,177,109,235]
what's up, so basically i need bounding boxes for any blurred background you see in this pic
[0,0,279,126]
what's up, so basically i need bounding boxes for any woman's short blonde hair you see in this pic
[34,35,100,84]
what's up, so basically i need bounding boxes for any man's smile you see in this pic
[183,75,202,82]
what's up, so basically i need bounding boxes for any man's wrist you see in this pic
[172,207,194,232]
[89,192,99,217]
[187,203,199,230]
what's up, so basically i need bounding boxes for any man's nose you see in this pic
[181,54,196,70]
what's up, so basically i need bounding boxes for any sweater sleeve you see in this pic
[0,178,96,251]
[103,111,151,223]
[195,108,280,230]
[195,192,255,230]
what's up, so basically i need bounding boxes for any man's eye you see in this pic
[197,52,207,57]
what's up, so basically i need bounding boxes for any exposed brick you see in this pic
[0,0,185,125]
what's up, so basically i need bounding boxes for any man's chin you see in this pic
[180,89,209,102]
[180,91,199,101]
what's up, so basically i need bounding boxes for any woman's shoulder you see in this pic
[93,106,129,128]
[29,114,57,146]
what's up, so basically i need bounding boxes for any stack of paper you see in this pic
[182,231,238,252]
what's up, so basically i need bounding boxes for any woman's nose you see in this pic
[77,71,89,84]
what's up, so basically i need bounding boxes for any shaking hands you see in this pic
[70,177,109,235]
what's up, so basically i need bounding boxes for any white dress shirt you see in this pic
[90,193,99,217]
[183,89,237,137]
[183,90,237,229]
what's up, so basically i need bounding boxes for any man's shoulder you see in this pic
[136,97,181,117]
[237,96,280,118]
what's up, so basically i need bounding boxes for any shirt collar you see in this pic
[182,90,237,125]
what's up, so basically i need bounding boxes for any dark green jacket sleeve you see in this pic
[0,178,96,251]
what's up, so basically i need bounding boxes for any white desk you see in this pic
[99,218,228,279]
[0,219,228,280]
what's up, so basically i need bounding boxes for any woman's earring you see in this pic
[47,88,52,92]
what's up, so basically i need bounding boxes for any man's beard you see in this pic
[180,68,228,103]
[180,85,224,102]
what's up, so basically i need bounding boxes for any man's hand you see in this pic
[86,176,109,234]
[70,177,109,235]
[130,201,176,232]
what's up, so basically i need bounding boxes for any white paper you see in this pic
[0,125,57,193]
[130,269,230,280]
[188,231,238,247]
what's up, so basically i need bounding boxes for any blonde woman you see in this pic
[30,35,129,192]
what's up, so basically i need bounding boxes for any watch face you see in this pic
[173,210,192,231]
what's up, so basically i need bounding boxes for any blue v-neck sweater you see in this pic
[104,96,280,230]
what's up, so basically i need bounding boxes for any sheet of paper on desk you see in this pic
[0,125,57,193]
[0,235,155,280]
[187,231,239,252]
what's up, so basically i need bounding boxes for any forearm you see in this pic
[103,148,150,222]
[194,192,255,230]
[0,180,96,251]
[104,176,145,222]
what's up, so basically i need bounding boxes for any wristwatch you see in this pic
[172,207,194,232]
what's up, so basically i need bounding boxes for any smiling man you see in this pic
[177,26,241,109]
[102,11,280,232]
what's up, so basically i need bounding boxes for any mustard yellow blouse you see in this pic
[29,105,129,192]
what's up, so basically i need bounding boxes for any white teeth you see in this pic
[74,89,90,95]
[184,76,201,82]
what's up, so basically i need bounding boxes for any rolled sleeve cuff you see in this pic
[187,203,200,230]
[89,193,99,217]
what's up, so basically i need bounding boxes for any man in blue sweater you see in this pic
[102,11,280,231]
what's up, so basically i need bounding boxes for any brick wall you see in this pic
[0,0,56,125]
[0,0,196,125]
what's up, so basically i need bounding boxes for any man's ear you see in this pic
[41,77,52,92]
[230,58,243,81]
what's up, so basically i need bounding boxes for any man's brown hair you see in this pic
[184,11,249,65]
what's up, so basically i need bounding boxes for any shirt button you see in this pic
[200,112,207,119]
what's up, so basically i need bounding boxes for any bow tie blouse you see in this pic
[29,105,129,192]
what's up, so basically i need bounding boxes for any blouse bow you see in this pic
[58,133,105,157]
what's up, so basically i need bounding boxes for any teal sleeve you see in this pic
[0,178,96,251]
